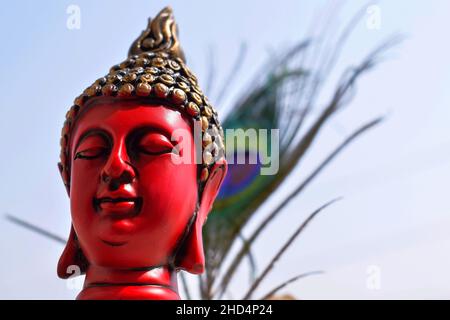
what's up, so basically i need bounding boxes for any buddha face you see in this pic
[69,98,199,268]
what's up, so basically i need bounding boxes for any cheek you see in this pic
[137,155,198,232]
[69,160,102,225]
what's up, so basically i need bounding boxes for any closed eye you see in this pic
[138,132,176,156]
[75,146,108,159]
[74,134,109,160]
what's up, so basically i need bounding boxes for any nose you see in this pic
[101,142,136,191]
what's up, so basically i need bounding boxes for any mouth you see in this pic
[93,197,143,217]
[101,239,127,247]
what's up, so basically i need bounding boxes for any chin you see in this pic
[96,218,138,241]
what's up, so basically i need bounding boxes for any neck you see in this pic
[77,265,180,300]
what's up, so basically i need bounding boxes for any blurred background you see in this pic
[0,0,449,299]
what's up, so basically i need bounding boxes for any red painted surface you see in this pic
[57,98,227,299]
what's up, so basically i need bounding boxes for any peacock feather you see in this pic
[199,11,400,298]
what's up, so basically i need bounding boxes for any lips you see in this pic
[94,196,142,217]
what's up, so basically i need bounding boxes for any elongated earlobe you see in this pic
[57,226,89,279]
[175,159,227,274]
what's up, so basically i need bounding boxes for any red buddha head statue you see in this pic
[56,7,227,299]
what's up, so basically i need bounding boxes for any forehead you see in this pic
[71,99,192,143]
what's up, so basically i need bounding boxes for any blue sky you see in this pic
[0,0,449,299]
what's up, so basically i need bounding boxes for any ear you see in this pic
[176,158,227,274]
[58,163,70,196]
[57,225,89,279]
